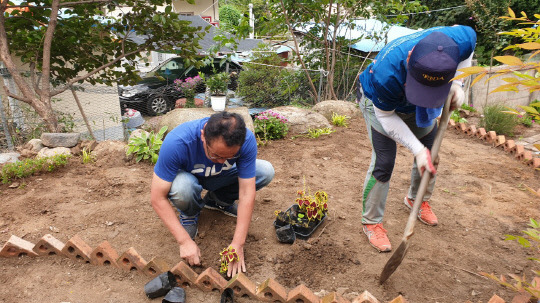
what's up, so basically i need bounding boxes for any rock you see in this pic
[0,152,20,164]
[41,133,81,148]
[36,147,72,158]
[271,106,331,135]
[19,149,37,158]
[129,129,149,141]
[312,100,361,121]
[26,139,44,152]
[158,107,254,134]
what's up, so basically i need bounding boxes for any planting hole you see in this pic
[18,252,27,257]
[296,300,304,303]
[96,252,104,258]
[273,301,281,303]
[67,246,75,253]
[103,260,111,266]
[203,280,211,287]
[7,247,16,254]
[48,251,56,256]
[76,254,83,260]
[211,288,219,293]
[241,294,249,298]
[38,245,48,252]
[264,292,273,298]
[148,267,156,275]
[130,267,137,272]
[182,282,190,287]
[122,258,130,265]
[233,286,242,293]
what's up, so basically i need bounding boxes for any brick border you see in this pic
[449,119,540,171]
[2,233,537,302]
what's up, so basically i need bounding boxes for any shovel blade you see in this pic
[379,240,410,284]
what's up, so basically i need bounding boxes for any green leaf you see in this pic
[517,236,531,247]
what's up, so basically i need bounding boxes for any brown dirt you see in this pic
[1,116,539,303]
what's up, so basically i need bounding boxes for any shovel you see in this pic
[379,95,453,284]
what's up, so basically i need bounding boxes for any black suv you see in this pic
[118,57,243,116]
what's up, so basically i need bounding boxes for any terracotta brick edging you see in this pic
[0,233,534,303]
[447,119,540,172]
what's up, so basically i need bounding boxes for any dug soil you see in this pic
[1,116,539,303]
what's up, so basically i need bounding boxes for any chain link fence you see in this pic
[0,69,125,152]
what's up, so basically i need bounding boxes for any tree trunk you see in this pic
[33,95,58,132]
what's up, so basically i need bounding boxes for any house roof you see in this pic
[125,15,264,54]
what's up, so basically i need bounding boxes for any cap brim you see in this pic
[405,72,452,108]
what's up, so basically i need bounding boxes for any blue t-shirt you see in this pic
[154,117,258,182]
[359,25,477,114]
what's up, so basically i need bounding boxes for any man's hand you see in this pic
[179,239,201,266]
[226,242,246,278]
[414,147,436,176]
[449,82,465,111]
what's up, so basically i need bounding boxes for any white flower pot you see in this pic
[211,95,226,111]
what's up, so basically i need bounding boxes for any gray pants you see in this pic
[358,95,437,224]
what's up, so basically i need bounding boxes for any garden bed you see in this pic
[1,116,539,302]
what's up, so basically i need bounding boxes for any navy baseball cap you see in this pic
[405,31,459,108]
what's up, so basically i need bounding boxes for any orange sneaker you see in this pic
[363,223,392,252]
[404,197,438,226]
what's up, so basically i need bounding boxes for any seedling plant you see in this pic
[81,148,96,164]
[330,112,350,127]
[219,246,239,274]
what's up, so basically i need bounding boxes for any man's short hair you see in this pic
[204,112,246,147]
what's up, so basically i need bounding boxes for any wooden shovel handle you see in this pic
[403,96,452,239]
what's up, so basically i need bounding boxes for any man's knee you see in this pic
[255,159,274,189]
[169,172,200,210]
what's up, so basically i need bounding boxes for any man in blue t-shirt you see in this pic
[357,25,476,252]
[151,112,274,276]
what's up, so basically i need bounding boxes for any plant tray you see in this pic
[273,204,326,240]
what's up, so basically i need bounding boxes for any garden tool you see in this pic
[379,94,453,284]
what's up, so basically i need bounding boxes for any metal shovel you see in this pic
[379,95,453,284]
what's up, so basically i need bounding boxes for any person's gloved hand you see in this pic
[414,147,437,176]
[449,82,465,111]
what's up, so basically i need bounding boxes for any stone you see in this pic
[36,147,71,159]
[0,152,20,164]
[129,129,149,141]
[159,107,254,134]
[41,132,80,148]
[312,100,360,121]
[27,139,44,152]
[272,106,332,135]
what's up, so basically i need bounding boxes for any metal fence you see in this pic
[0,71,125,152]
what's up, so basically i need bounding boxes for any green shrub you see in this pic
[1,154,70,184]
[126,126,168,164]
[254,110,289,145]
[480,104,518,136]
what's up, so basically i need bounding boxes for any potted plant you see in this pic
[205,72,230,111]
[274,179,329,239]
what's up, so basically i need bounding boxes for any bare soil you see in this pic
[1,116,539,303]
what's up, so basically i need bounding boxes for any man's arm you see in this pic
[150,172,201,266]
[227,176,256,277]
[374,107,436,175]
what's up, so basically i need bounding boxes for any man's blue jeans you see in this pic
[168,159,274,216]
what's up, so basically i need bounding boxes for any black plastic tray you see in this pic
[273,204,326,240]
